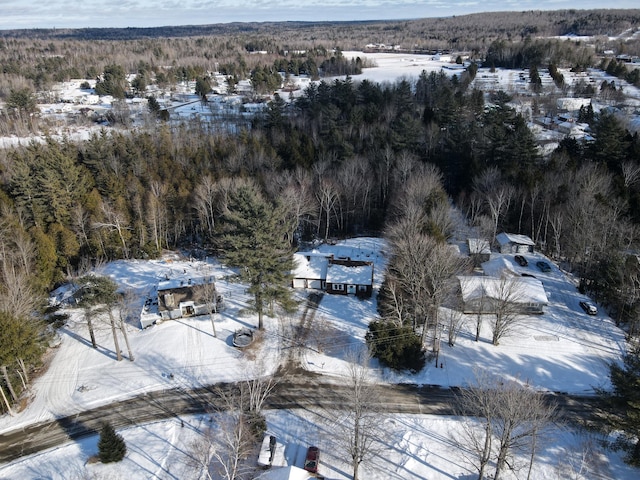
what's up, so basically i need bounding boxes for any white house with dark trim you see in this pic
[496,232,535,254]
[291,251,374,298]
[325,259,374,297]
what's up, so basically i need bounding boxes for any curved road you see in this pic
[0,373,602,464]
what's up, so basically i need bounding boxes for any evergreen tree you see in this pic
[195,76,212,100]
[365,320,425,372]
[218,184,295,329]
[94,64,127,99]
[602,348,640,464]
[98,422,127,463]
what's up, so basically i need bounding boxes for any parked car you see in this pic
[514,255,528,267]
[580,300,598,315]
[304,446,320,473]
[536,261,551,272]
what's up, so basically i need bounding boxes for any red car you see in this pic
[303,446,320,473]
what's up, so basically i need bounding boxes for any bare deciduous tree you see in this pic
[456,371,557,480]
[328,348,382,480]
[190,413,256,480]
[117,288,137,361]
[193,279,219,337]
[445,306,467,347]
[491,277,526,346]
[473,168,514,243]
[93,201,131,259]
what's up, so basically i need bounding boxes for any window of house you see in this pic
[358,285,367,292]
[332,284,344,291]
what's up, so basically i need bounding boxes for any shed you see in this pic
[496,232,535,254]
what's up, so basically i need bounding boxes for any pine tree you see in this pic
[605,348,640,465]
[218,183,295,330]
[98,422,127,463]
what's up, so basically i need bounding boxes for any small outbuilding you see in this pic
[495,233,535,254]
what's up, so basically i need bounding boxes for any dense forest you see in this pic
[1,10,640,433]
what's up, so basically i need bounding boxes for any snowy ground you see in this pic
[0,238,637,479]
[0,411,635,480]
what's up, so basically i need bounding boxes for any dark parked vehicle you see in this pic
[580,301,598,315]
[536,261,551,272]
[304,446,320,473]
[515,255,528,267]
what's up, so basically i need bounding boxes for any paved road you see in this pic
[0,374,602,464]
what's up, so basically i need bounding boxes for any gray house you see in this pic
[156,276,220,321]
[495,233,535,254]
[458,276,548,314]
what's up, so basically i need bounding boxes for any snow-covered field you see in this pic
[0,237,637,479]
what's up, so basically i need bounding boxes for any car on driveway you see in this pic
[304,446,319,474]
[536,261,551,272]
[515,255,528,267]
[580,300,598,315]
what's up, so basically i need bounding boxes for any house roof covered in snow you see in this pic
[157,275,215,292]
[481,257,519,278]
[292,251,332,279]
[458,276,548,305]
[326,262,373,285]
[255,466,314,480]
[496,232,535,246]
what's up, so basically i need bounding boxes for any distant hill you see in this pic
[1,9,639,44]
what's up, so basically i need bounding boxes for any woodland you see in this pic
[1,8,640,462]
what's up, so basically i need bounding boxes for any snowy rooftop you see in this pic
[481,256,519,278]
[459,275,548,305]
[326,262,373,285]
[157,274,215,292]
[255,465,314,480]
[496,232,535,246]
[292,252,331,279]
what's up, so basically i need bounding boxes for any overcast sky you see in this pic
[0,1,637,30]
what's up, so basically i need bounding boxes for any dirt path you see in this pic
[279,292,323,375]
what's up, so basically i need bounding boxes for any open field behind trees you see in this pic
[0,9,639,101]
